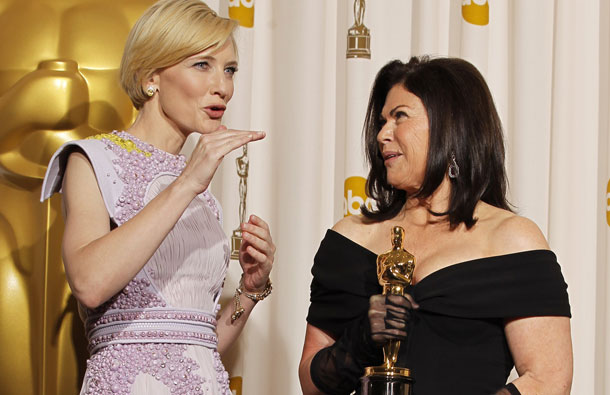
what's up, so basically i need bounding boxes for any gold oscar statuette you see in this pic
[231,144,249,260]
[346,0,371,59]
[361,226,414,395]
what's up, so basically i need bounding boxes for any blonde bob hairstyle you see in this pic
[120,0,238,109]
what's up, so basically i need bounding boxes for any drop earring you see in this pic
[448,152,460,179]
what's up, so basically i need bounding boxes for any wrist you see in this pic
[243,279,268,294]
[172,174,202,200]
[231,274,272,322]
[241,275,272,300]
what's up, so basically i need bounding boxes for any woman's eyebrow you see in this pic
[389,104,409,117]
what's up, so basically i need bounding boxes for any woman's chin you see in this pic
[197,119,223,134]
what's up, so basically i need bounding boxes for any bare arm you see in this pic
[61,150,198,308]
[299,324,336,395]
[503,316,572,394]
[489,214,573,394]
[61,129,263,309]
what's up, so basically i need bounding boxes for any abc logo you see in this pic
[229,0,253,6]
[462,0,489,26]
[607,178,610,227]
[344,176,376,217]
[229,0,254,28]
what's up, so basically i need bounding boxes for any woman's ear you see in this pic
[142,72,160,96]
[143,72,160,90]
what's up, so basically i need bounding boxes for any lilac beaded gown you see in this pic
[41,131,232,395]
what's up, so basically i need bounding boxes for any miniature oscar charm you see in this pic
[231,145,249,260]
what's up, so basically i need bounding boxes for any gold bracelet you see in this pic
[241,276,272,301]
[231,275,272,322]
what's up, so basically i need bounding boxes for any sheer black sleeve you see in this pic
[310,314,383,394]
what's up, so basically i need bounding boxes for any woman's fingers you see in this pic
[240,216,275,259]
[386,294,419,310]
[195,130,264,160]
[243,214,270,231]
[368,293,414,344]
[197,128,265,147]
[369,294,386,308]
[239,215,275,293]
[192,129,264,159]
[181,129,265,194]
[242,232,272,257]
[241,216,272,243]
[243,244,267,263]
[239,217,274,258]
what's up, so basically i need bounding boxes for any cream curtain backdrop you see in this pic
[190,0,609,394]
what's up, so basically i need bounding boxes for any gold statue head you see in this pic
[120,0,238,109]
[377,226,415,294]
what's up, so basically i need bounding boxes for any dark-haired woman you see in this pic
[299,56,572,395]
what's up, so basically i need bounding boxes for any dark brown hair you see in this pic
[361,56,511,228]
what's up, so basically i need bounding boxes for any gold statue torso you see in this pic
[376,226,415,296]
[0,1,154,394]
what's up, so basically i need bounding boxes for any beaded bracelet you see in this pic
[231,275,272,321]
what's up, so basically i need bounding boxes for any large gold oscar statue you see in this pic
[0,1,154,394]
[361,226,414,395]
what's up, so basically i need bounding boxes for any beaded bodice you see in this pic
[82,131,229,316]
[42,131,232,394]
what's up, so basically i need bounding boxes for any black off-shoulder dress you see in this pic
[307,230,571,395]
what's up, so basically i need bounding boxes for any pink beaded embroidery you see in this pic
[95,131,187,225]
[89,310,218,327]
[213,351,231,394]
[84,343,206,395]
[88,330,218,353]
[91,131,221,224]
[92,278,166,315]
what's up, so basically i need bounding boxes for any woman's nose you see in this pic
[377,123,394,144]
[210,70,230,99]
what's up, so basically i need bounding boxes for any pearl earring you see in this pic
[146,86,155,97]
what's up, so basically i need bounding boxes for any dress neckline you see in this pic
[326,228,554,287]
[115,130,184,158]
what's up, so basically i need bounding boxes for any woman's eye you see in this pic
[225,66,238,76]
[395,111,408,119]
[194,61,209,70]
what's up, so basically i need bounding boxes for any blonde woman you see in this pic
[41,1,275,394]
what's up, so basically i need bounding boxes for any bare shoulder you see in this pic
[65,149,94,177]
[331,215,377,247]
[63,150,98,198]
[482,206,550,255]
[62,150,106,217]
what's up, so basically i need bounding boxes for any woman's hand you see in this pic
[239,214,275,292]
[368,294,418,344]
[179,126,265,196]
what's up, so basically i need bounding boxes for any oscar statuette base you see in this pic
[360,366,413,395]
[231,229,242,260]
